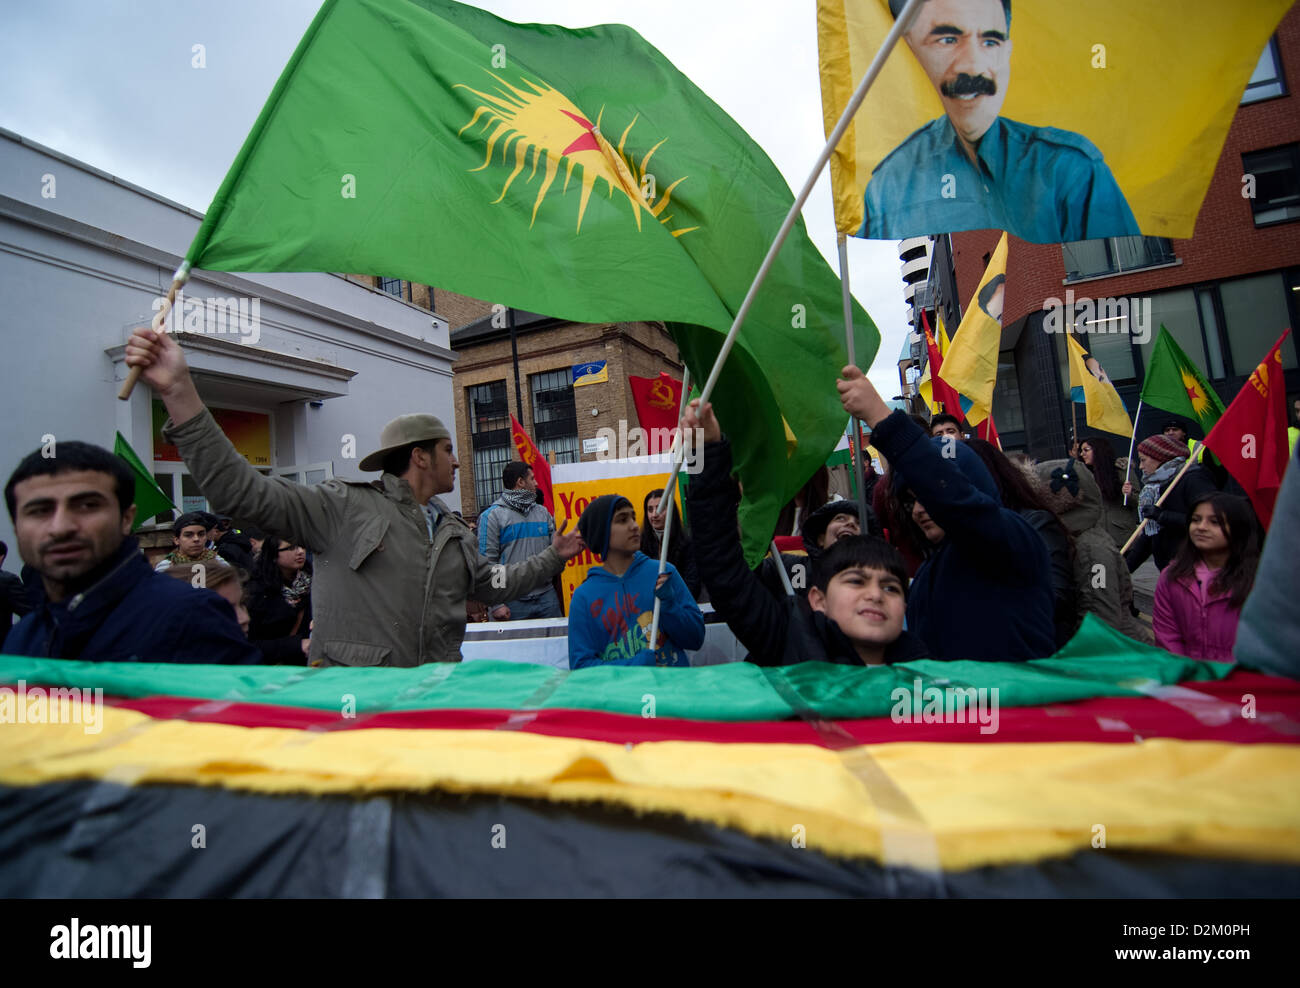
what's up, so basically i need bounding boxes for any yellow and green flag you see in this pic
[1140,325,1227,435]
[183,0,878,566]
[937,232,1008,425]
[1067,335,1132,439]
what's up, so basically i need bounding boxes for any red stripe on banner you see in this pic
[98,671,1300,746]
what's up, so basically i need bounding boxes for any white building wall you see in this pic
[0,128,459,558]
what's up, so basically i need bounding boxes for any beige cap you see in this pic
[359,414,451,472]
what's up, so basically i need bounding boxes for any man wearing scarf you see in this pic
[478,461,561,619]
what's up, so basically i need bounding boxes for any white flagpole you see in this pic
[653,0,928,568]
[648,366,691,653]
[1122,400,1143,505]
[838,233,871,529]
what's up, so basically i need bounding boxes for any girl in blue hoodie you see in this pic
[568,494,705,669]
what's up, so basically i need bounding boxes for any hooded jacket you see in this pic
[567,552,704,668]
[1035,459,1152,645]
[870,411,1056,661]
[2,537,259,664]
[162,408,563,666]
[687,437,930,666]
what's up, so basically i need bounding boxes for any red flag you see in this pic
[921,311,965,420]
[1202,329,1291,528]
[509,414,553,514]
[628,372,683,454]
[976,414,1002,449]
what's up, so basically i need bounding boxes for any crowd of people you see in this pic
[1,321,1295,678]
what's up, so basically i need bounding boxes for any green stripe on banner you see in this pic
[0,616,1228,722]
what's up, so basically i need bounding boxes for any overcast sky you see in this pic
[0,0,914,396]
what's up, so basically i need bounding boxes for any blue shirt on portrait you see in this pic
[859,115,1140,244]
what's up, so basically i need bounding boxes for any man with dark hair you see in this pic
[684,399,928,666]
[2,441,258,663]
[154,510,219,572]
[124,325,581,665]
[929,413,966,439]
[861,0,1138,243]
[0,539,32,630]
[1162,420,1189,446]
[478,461,562,620]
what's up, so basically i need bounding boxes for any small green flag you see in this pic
[113,432,175,530]
[1139,326,1226,433]
[182,0,879,566]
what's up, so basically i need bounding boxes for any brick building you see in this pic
[912,10,1300,456]
[448,310,684,518]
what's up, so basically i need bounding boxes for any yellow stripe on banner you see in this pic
[3,699,1299,870]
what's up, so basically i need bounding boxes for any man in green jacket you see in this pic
[124,326,582,666]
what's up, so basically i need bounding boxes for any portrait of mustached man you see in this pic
[860,0,1139,243]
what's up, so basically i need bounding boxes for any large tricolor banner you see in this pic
[818,0,1292,243]
[4,617,1300,897]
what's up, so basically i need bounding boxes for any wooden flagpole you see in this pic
[1120,441,1203,555]
[119,262,191,400]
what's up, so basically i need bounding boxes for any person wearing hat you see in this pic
[124,325,583,666]
[1121,432,1218,573]
[210,514,255,572]
[567,494,704,669]
[154,511,220,572]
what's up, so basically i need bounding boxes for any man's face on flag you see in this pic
[905,0,1011,147]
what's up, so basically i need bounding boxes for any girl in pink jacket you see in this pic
[1153,493,1261,662]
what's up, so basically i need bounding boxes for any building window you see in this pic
[378,277,405,298]
[990,353,1025,434]
[1242,145,1300,227]
[467,380,511,513]
[530,368,580,465]
[1063,237,1176,282]
[1242,37,1286,105]
[1220,272,1298,372]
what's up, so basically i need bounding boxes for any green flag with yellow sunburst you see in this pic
[183,0,878,566]
[1140,325,1226,434]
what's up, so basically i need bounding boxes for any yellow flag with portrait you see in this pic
[817,0,1292,243]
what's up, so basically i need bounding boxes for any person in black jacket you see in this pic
[3,441,258,663]
[684,399,928,666]
[0,540,32,631]
[966,438,1079,648]
[640,488,705,601]
[212,516,256,572]
[245,533,312,663]
[1122,433,1219,572]
[837,366,1056,661]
